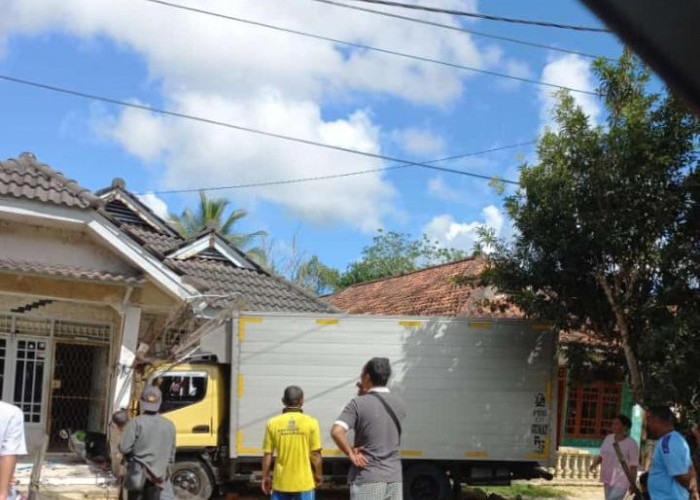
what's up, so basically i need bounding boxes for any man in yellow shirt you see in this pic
[262,386,323,500]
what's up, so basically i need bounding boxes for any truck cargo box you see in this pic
[229,313,557,468]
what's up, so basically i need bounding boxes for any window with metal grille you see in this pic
[156,373,208,414]
[565,380,622,438]
[13,340,47,424]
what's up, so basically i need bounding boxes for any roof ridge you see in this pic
[335,256,482,292]
[17,153,102,208]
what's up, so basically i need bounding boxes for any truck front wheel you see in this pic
[403,463,451,500]
[171,460,214,500]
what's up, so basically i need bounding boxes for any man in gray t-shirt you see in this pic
[331,358,407,500]
[120,386,176,500]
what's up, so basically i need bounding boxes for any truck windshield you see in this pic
[155,372,208,414]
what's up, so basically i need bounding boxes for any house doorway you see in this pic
[49,342,109,451]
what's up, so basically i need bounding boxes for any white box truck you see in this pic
[147,312,557,500]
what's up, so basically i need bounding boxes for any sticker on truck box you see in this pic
[530,392,550,455]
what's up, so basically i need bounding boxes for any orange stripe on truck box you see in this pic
[238,317,262,341]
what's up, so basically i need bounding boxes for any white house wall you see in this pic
[0,221,138,276]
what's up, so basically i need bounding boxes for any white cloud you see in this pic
[106,91,394,231]
[138,193,169,220]
[391,127,445,156]
[102,104,167,162]
[427,176,463,203]
[498,58,533,90]
[0,0,496,230]
[482,205,504,233]
[423,204,506,251]
[539,54,600,129]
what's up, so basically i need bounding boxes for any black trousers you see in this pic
[127,480,161,500]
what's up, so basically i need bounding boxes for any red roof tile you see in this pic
[325,258,522,317]
[325,258,600,345]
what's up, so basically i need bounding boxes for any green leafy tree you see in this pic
[170,191,266,262]
[261,235,339,295]
[480,50,699,409]
[337,229,469,288]
[293,256,340,295]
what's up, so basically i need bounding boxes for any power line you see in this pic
[138,0,597,96]
[340,0,611,33]
[311,0,613,61]
[138,142,529,195]
[0,73,525,185]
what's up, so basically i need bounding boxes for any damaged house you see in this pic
[0,152,335,454]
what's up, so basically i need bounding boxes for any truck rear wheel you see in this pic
[171,460,214,500]
[403,463,451,500]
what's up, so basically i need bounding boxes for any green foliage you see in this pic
[292,255,340,295]
[261,235,339,295]
[169,191,267,263]
[488,177,506,195]
[336,229,469,288]
[480,50,700,409]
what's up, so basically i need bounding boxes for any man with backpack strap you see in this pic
[331,358,407,500]
[119,386,176,500]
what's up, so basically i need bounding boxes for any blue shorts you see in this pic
[272,490,315,500]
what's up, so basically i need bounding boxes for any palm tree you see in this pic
[169,191,267,263]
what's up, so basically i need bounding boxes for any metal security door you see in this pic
[49,341,109,450]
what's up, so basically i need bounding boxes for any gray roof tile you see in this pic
[168,258,336,313]
[0,155,333,313]
[121,223,183,255]
[0,258,144,285]
[0,153,102,209]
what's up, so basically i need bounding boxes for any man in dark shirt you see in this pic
[331,358,407,500]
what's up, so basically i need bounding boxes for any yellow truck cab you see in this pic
[146,361,227,499]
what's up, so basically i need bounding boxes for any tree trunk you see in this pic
[597,274,646,406]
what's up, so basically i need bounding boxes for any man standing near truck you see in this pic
[331,357,407,500]
[261,386,323,500]
[119,387,176,500]
[647,406,699,500]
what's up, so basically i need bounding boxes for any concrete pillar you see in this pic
[112,305,141,411]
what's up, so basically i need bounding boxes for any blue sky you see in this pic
[0,0,623,271]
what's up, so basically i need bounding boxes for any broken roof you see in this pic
[0,153,336,314]
[95,178,336,313]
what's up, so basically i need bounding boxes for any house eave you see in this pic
[0,197,203,304]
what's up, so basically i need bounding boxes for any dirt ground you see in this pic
[34,482,605,500]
